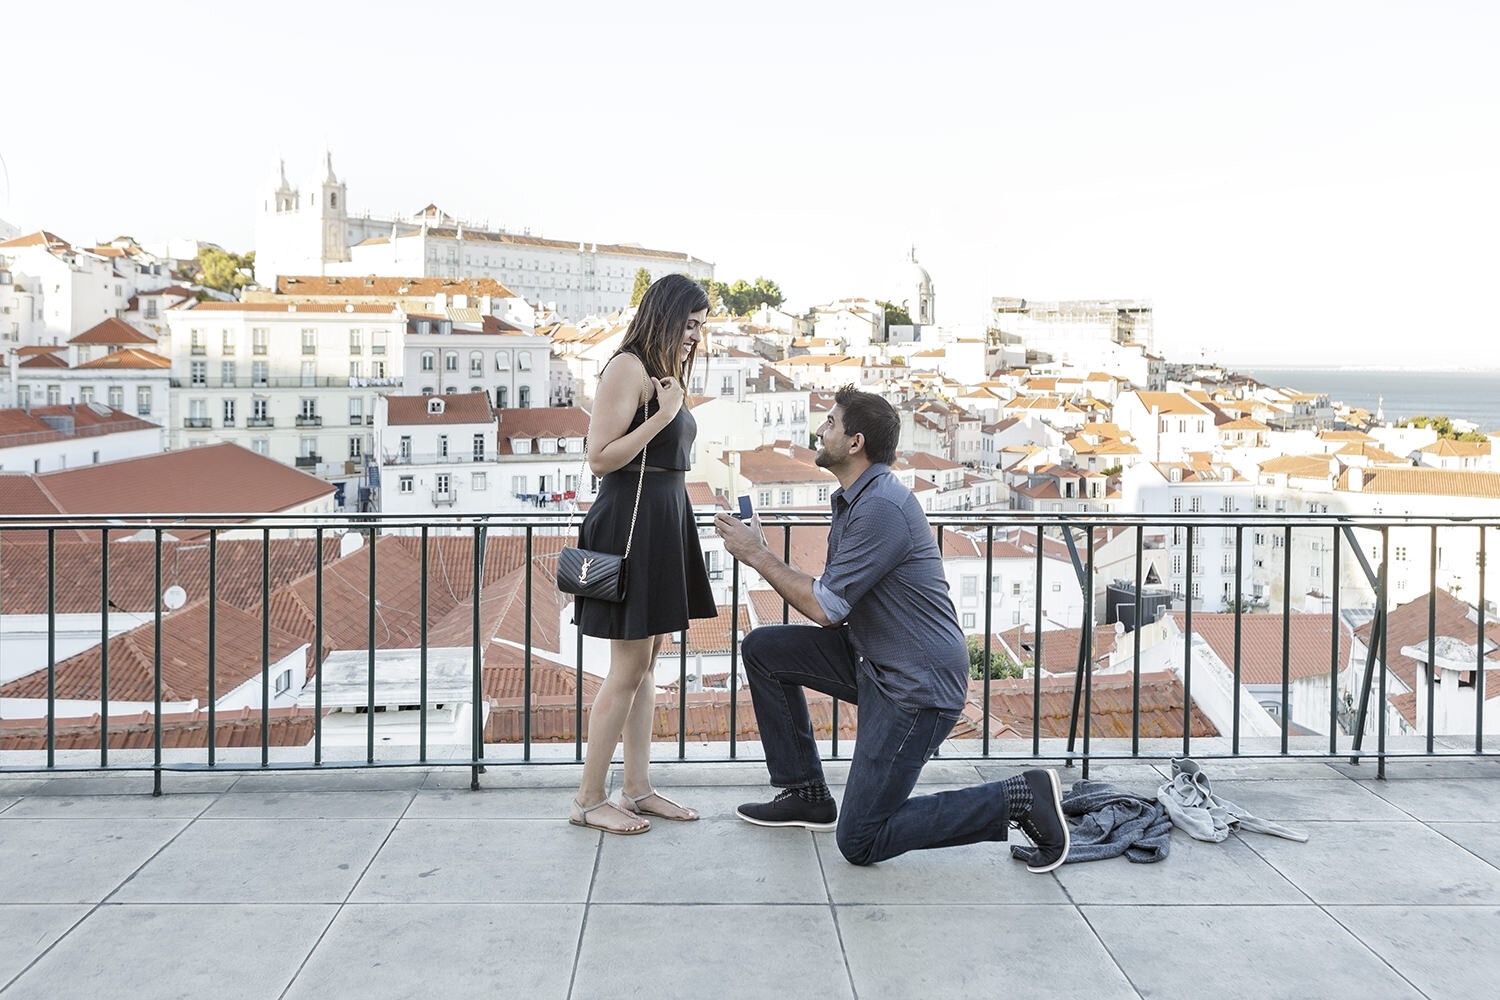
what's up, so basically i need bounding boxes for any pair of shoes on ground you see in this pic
[733,768,1070,874]
[570,788,699,835]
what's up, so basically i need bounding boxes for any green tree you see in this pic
[1398,414,1486,442]
[966,635,1027,680]
[696,277,723,314]
[629,267,653,307]
[878,300,913,332]
[716,275,785,316]
[196,247,254,293]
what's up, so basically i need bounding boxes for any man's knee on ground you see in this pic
[836,822,876,867]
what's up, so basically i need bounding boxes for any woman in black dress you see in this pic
[568,274,718,834]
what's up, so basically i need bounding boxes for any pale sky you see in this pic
[6,1,1497,369]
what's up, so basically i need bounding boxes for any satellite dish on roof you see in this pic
[1114,620,1126,636]
[162,585,187,610]
[339,531,365,558]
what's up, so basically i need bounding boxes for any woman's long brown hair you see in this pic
[615,273,710,385]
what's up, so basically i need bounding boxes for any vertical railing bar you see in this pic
[99,527,110,768]
[1232,524,1243,756]
[1131,525,1143,757]
[524,527,533,761]
[1082,526,1094,780]
[1426,525,1437,756]
[1477,527,1487,753]
[419,526,428,763]
[1377,526,1389,778]
[1033,525,1043,759]
[153,528,163,794]
[678,625,688,761]
[1281,525,1291,756]
[367,526,377,766]
[471,522,483,787]
[730,555,740,759]
[314,527,323,765]
[1183,521,1193,757]
[1329,526,1341,757]
[574,626,585,762]
[47,529,57,770]
[982,524,994,758]
[261,528,270,769]
[207,529,217,769]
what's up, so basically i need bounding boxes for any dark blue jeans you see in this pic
[740,624,1017,866]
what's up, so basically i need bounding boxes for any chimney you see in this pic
[1348,469,1363,492]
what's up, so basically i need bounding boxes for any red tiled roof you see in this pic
[494,406,590,450]
[954,671,1216,740]
[386,392,495,427]
[1354,591,1500,718]
[76,348,171,370]
[277,275,519,299]
[1167,611,1349,685]
[0,535,338,614]
[0,706,320,752]
[69,317,155,346]
[1,599,307,702]
[662,605,750,654]
[33,443,332,528]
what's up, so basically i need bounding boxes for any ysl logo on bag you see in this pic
[577,556,594,584]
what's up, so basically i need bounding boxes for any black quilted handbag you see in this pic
[556,386,649,603]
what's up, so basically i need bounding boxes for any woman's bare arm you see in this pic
[587,354,672,477]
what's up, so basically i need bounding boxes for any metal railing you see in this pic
[0,510,1495,792]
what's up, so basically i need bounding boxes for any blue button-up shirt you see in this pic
[811,463,970,712]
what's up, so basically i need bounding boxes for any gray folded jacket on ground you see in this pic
[1010,779,1172,865]
[1157,757,1309,843]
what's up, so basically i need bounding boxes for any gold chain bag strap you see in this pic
[556,366,651,603]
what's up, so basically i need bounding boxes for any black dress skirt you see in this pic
[575,467,717,639]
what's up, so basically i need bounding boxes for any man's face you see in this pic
[815,406,856,470]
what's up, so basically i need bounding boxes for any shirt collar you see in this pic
[830,462,890,510]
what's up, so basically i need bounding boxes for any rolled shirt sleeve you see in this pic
[816,497,912,616]
[811,578,851,624]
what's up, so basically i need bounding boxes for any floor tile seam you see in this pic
[812,833,862,1000]
[0,903,101,994]
[1421,821,1500,874]
[0,794,220,994]
[271,786,423,1000]
[1068,894,1148,1000]
[564,826,607,1000]
[1313,900,1436,999]
[1232,831,1338,906]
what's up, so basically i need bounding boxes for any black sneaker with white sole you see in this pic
[1012,769,1070,873]
[736,788,838,830]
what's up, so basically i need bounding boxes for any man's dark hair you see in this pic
[833,384,900,465]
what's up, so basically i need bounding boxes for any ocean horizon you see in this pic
[1237,366,1500,433]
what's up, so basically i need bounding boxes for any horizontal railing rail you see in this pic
[1,510,1496,794]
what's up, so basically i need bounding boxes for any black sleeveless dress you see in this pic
[575,379,717,640]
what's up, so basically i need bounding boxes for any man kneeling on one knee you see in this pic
[714,385,1069,872]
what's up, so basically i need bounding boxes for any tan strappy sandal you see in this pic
[618,788,699,822]
[570,796,650,835]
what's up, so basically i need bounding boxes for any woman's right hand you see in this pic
[653,376,685,422]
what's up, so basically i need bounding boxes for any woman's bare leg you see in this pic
[619,634,696,820]
[571,636,656,832]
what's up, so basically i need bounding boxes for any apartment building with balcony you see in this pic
[376,393,500,518]
[163,300,404,478]
[402,312,550,410]
[3,318,171,423]
[1120,454,1256,612]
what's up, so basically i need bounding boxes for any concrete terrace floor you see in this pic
[4,748,1500,1000]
